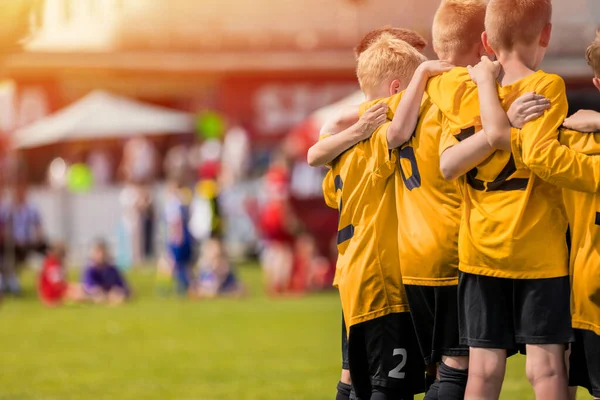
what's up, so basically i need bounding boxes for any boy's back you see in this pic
[323,120,408,327]
[428,68,569,279]
[559,128,600,336]
[359,92,462,286]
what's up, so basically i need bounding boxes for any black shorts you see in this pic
[458,272,573,349]
[348,312,425,399]
[342,312,350,370]
[405,284,469,365]
[569,328,600,398]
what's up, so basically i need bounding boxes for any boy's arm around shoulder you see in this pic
[306,103,387,167]
[513,75,600,193]
[386,60,453,149]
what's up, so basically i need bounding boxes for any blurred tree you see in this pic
[0,0,42,52]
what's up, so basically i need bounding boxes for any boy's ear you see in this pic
[389,79,402,96]
[540,23,552,48]
[481,32,495,56]
[593,77,600,92]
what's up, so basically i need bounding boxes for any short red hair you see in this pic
[485,0,552,51]
[586,29,600,77]
[432,0,486,57]
[354,26,427,58]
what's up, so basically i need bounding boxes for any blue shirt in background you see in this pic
[82,263,129,295]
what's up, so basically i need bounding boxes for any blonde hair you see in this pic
[356,33,427,95]
[485,0,552,51]
[432,0,487,57]
[586,29,600,77]
[355,27,427,58]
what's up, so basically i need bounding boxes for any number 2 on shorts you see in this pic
[388,348,407,379]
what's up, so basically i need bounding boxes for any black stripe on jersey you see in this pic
[337,225,355,245]
[595,213,600,226]
[454,126,476,142]
[466,168,486,191]
[335,175,343,191]
[454,126,486,189]
[487,154,528,192]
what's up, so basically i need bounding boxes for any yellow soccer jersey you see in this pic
[360,93,462,286]
[560,128,600,336]
[427,68,581,279]
[322,117,409,329]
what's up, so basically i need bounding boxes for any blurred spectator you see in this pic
[120,183,155,265]
[1,184,47,295]
[119,136,158,184]
[164,180,193,294]
[257,151,298,295]
[293,233,330,291]
[38,242,85,306]
[189,238,244,299]
[81,239,130,305]
[87,148,113,186]
[220,125,251,189]
[164,145,191,184]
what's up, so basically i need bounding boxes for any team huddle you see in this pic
[307,1,600,400]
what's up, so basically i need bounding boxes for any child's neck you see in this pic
[364,91,388,102]
[497,51,537,86]
[444,53,480,69]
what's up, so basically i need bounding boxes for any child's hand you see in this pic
[468,56,501,84]
[563,110,600,133]
[356,103,388,140]
[507,92,550,128]
[419,60,454,78]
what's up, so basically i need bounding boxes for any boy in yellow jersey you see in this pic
[322,33,451,400]
[410,1,600,399]
[315,27,429,400]
[559,35,600,399]
[310,2,549,400]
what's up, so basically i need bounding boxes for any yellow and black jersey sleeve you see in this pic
[426,67,482,137]
[359,92,403,122]
[511,75,600,193]
[322,170,338,209]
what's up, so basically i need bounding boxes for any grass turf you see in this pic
[0,264,593,400]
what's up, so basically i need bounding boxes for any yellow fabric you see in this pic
[427,68,569,279]
[560,128,600,336]
[322,108,409,329]
[360,93,462,286]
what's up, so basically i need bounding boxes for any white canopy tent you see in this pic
[13,90,194,149]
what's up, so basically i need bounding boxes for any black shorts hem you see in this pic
[515,335,574,345]
[342,361,350,370]
[460,337,514,349]
[424,348,469,365]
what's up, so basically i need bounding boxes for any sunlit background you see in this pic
[0,1,598,399]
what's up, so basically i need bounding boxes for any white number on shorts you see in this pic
[388,348,407,379]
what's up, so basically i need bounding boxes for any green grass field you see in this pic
[0,264,593,400]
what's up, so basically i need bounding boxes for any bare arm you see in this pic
[306,103,387,167]
[439,88,550,180]
[440,130,492,180]
[563,110,600,133]
[469,58,550,150]
[387,60,453,149]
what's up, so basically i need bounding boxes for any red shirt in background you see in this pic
[38,255,68,304]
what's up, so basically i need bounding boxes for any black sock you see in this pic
[424,379,440,400]
[437,361,468,400]
[336,381,353,400]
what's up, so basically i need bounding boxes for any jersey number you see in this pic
[334,175,355,245]
[388,348,407,379]
[398,146,421,190]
